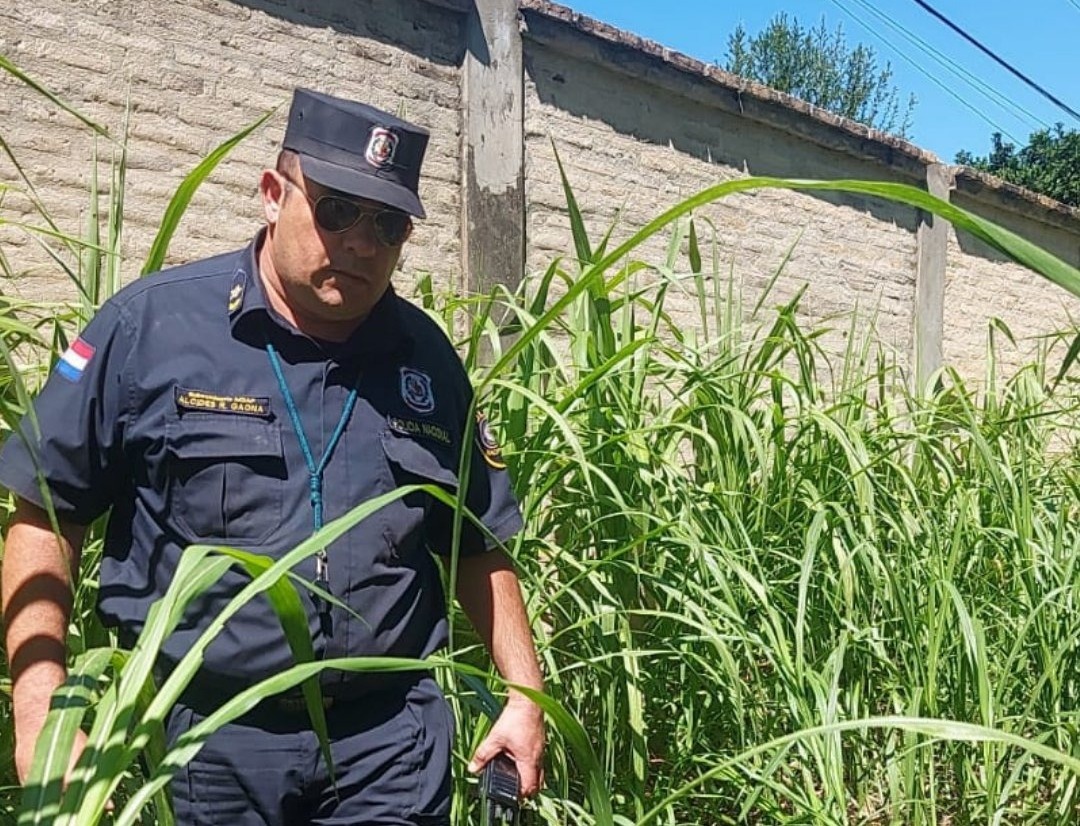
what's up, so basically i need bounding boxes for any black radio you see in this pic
[481,753,520,825]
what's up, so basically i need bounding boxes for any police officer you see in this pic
[0,88,545,824]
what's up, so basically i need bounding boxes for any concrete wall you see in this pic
[523,37,920,364]
[944,173,1080,380]
[2,0,1079,386]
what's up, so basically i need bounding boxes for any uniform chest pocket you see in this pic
[165,415,285,543]
[380,431,460,492]
[380,431,462,558]
[380,431,487,558]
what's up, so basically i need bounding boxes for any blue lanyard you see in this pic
[266,342,359,632]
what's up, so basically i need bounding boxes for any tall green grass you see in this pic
[6,54,1080,825]
[436,185,1080,822]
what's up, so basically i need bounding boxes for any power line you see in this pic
[841,0,1048,134]
[1068,0,1080,13]
[910,0,1080,123]
[825,0,1026,146]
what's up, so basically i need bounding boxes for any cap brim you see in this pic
[298,155,426,218]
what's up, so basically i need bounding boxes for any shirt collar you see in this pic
[229,228,412,360]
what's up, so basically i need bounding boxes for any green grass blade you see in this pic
[587,177,1080,299]
[16,648,116,826]
[0,55,110,138]
[551,141,594,268]
[637,717,1080,826]
[210,548,333,782]
[141,107,276,275]
[114,655,439,826]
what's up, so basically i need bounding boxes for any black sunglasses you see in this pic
[282,175,413,246]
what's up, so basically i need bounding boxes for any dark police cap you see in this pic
[283,88,429,218]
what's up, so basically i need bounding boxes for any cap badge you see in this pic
[400,367,435,414]
[365,127,399,169]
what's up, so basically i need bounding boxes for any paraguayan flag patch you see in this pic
[57,337,96,383]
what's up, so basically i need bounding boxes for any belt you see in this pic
[272,691,335,714]
[170,668,431,730]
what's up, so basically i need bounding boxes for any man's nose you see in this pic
[340,214,380,256]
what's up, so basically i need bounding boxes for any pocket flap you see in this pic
[381,431,459,489]
[166,415,283,460]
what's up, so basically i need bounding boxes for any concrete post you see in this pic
[914,163,952,395]
[462,0,525,295]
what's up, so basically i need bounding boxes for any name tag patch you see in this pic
[388,415,452,446]
[175,387,271,418]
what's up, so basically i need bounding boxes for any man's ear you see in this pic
[260,169,286,225]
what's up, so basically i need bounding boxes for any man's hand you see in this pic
[455,548,547,797]
[467,698,546,799]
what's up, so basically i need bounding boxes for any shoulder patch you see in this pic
[56,337,96,383]
[476,410,507,470]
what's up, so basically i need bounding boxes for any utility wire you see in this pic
[825,0,1025,145]
[910,0,1080,122]
[843,0,1048,133]
[1068,0,1080,13]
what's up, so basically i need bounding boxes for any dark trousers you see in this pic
[166,676,453,825]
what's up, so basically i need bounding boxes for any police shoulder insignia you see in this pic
[400,367,435,414]
[228,270,246,315]
[476,410,507,470]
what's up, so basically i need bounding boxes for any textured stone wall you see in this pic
[0,0,466,302]
[944,182,1080,382]
[524,39,920,368]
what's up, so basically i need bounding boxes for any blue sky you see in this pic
[561,0,1080,163]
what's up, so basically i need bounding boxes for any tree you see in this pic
[724,13,916,138]
[955,124,1080,207]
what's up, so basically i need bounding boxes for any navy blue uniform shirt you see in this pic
[0,232,523,689]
